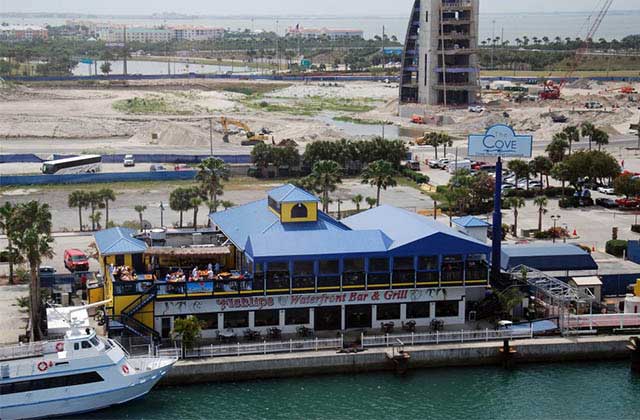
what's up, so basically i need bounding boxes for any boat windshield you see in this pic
[89,336,101,347]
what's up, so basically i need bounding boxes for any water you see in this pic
[72,60,254,76]
[316,114,426,139]
[82,361,639,419]
[2,11,639,41]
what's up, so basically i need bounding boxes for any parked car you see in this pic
[38,266,56,277]
[404,160,421,171]
[468,105,485,113]
[150,164,166,172]
[437,158,450,170]
[64,249,89,272]
[174,164,190,171]
[123,154,135,167]
[585,101,603,109]
[616,198,640,208]
[427,159,440,169]
[596,198,619,209]
[597,186,616,195]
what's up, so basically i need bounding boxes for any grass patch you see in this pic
[244,96,378,116]
[333,116,392,125]
[219,82,291,97]
[113,96,189,115]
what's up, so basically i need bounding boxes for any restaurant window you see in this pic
[285,308,310,325]
[435,301,459,318]
[369,258,389,273]
[253,262,265,291]
[319,260,339,275]
[254,310,280,327]
[224,311,249,328]
[343,258,364,272]
[377,304,401,321]
[407,302,430,319]
[393,257,414,270]
[293,261,314,276]
[199,313,218,330]
[418,256,438,271]
[442,255,464,283]
[266,261,290,293]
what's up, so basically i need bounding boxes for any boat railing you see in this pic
[0,340,61,362]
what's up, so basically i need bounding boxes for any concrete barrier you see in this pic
[162,335,632,385]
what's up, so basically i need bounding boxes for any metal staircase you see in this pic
[110,284,160,342]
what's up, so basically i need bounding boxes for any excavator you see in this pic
[219,117,273,146]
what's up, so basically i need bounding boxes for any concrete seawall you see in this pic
[162,335,634,385]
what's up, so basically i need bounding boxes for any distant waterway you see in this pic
[81,361,639,420]
[72,60,255,76]
[316,114,425,139]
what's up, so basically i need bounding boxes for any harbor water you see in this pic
[82,361,638,419]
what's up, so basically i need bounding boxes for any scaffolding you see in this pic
[509,265,595,335]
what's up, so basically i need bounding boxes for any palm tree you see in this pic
[365,197,377,209]
[170,187,196,228]
[134,205,147,231]
[309,160,343,213]
[87,191,104,231]
[581,122,596,151]
[361,160,397,206]
[352,194,364,212]
[98,188,116,227]
[592,128,609,151]
[546,134,570,163]
[533,196,548,232]
[11,201,54,341]
[507,159,530,188]
[530,156,553,187]
[89,211,102,231]
[0,202,17,284]
[562,126,580,155]
[440,133,453,158]
[422,132,440,159]
[506,196,525,237]
[220,200,235,210]
[190,197,202,231]
[68,190,88,232]
[196,157,230,214]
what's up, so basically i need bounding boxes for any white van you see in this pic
[123,154,135,167]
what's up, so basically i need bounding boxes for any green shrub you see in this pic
[559,197,579,208]
[402,168,429,184]
[606,240,628,258]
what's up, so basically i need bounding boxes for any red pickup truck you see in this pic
[64,249,89,272]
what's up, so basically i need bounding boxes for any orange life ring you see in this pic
[55,342,64,352]
[37,361,48,372]
[122,365,129,374]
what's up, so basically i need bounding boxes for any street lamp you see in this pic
[159,202,165,228]
[551,215,561,243]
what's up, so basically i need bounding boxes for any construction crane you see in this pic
[540,0,614,100]
[219,117,273,146]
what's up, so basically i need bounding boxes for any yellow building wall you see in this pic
[113,295,154,329]
[635,280,640,297]
[88,286,104,304]
[281,202,318,223]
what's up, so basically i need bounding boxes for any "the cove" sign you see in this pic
[468,124,533,158]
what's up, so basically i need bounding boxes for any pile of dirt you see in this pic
[567,78,592,89]
[129,121,211,147]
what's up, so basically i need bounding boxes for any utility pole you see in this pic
[123,26,128,76]
[209,118,214,157]
[491,20,496,70]
[382,25,386,71]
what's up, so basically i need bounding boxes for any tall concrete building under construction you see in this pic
[400,0,480,106]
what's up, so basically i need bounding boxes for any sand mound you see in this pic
[129,121,211,147]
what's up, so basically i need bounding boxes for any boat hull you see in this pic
[0,362,173,420]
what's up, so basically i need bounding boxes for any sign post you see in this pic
[468,125,533,282]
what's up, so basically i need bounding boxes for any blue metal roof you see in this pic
[453,216,491,228]
[210,199,348,252]
[247,230,392,259]
[343,206,490,251]
[268,184,320,203]
[94,227,147,256]
[501,244,598,271]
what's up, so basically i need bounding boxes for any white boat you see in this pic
[0,301,177,420]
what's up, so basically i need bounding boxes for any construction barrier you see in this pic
[0,170,197,186]
[1,153,251,164]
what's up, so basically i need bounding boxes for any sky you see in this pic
[1,0,639,16]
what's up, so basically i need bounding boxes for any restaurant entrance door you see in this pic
[346,304,372,329]
[315,306,341,331]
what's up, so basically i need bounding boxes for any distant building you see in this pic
[171,26,225,41]
[400,0,480,105]
[286,26,364,40]
[94,24,224,43]
[0,25,48,41]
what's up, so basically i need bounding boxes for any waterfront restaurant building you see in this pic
[94,184,491,339]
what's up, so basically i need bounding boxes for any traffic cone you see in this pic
[592,245,596,252]
[573,229,577,237]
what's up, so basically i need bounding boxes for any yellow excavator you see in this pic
[219,117,273,146]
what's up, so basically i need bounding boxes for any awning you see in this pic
[144,246,231,258]
[501,244,598,272]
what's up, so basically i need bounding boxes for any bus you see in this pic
[41,155,102,175]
